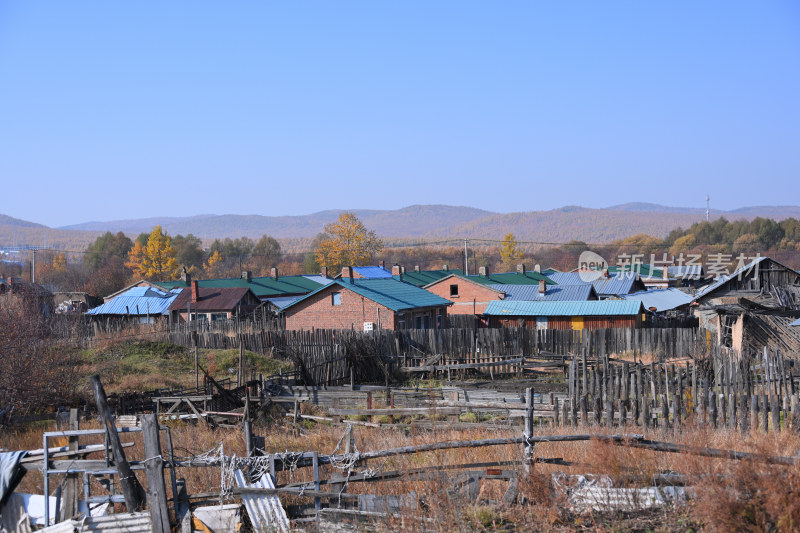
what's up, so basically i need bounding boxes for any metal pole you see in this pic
[464,239,468,276]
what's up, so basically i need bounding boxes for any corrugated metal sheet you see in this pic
[159,274,325,298]
[234,470,289,532]
[41,512,152,532]
[169,286,257,311]
[468,271,554,286]
[790,318,800,327]
[265,295,303,310]
[483,300,644,317]
[301,275,333,285]
[283,278,452,313]
[668,265,703,279]
[399,269,464,287]
[82,513,152,532]
[86,287,181,316]
[545,272,641,296]
[622,288,693,312]
[608,264,664,278]
[489,284,595,302]
[692,256,767,301]
[352,266,393,279]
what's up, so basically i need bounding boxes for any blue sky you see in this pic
[1,2,798,227]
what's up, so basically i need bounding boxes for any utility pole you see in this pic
[31,249,36,284]
[705,195,710,222]
[464,239,469,276]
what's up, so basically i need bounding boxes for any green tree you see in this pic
[252,235,282,271]
[315,212,383,271]
[172,234,204,270]
[84,232,133,271]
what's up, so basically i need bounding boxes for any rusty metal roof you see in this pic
[169,286,257,311]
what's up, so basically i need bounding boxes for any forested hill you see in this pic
[3,204,800,247]
[56,204,800,242]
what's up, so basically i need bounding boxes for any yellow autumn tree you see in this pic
[499,233,523,271]
[203,250,226,278]
[125,225,180,280]
[51,253,67,271]
[315,212,383,271]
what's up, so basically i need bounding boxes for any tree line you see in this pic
[21,214,800,299]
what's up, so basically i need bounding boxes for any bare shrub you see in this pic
[0,292,82,412]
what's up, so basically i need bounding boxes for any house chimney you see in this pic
[401,266,406,274]
[601,268,609,279]
[181,266,191,284]
[191,280,199,303]
[379,260,385,270]
[663,265,669,280]
[321,266,328,278]
[270,267,278,280]
[539,279,546,295]
[443,264,448,271]
[479,266,489,277]
[242,270,252,282]
[342,266,354,282]
[392,264,402,277]
[517,264,526,275]
[534,264,541,273]
[414,265,420,272]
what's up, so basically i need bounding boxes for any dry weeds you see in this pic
[5,412,800,531]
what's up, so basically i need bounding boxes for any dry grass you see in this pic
[5,412,800,531]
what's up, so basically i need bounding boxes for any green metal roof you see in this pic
[158,275,327,298]
[396,269,465,287]
[283,278,452,313]
[484,300,645,317]
[607,264,665,279]
[467,271,556,286]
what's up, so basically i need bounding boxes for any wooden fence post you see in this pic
[142,414,170,533]
[91,375,144,512]
[524,388,534,472]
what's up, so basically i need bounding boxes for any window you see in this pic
[415,316,422,329]
[331,292,342,306]
[210,313,228,322]
[423,316,430,329]
[449,284,459,297]
[436,313,442,329]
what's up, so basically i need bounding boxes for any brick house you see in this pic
[423,273,597,315]
[282,267,452,331]
[422,274,506,315]
[169,281,261,323]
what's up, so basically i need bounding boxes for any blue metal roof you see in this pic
[483,300,644,317]
[668,265,704,279]
[302,275,333,285]
[352,266,393,279]
[489,284,596,302]
[283,278,452,313]
[87,287,182,316]
[545,271,641,296]
[622,288,693,312]
[265,295,304,310]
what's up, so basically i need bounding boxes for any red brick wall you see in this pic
[284,284,449,331]
[284,284,398,331]
[424,278,503,315]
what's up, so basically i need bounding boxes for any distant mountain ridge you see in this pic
[2,204,800,249]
